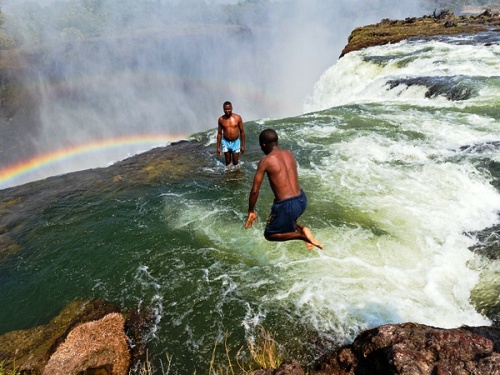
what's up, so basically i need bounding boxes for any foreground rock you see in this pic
[0,299,154,374]
[255,323,500,375]
[42,313,129,375]
[340,10,500,57]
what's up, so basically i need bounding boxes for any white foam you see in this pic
[304,37,500,112]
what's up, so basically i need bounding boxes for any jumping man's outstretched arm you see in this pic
[245,160,266,228]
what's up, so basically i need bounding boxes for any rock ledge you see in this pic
[340,10,500,57]
[254,323,500,375]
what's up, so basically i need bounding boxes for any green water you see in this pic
[1,32,500,373]
[2,106,499,372]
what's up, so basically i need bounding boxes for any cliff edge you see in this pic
[340,9,500,57]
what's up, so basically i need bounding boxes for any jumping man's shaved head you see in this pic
[259,129,278,145]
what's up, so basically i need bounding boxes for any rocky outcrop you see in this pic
[340,10,500,57]
[0,299,122,373]
[0,299,154,374]
[42,313,130,375]
[317,323,500,374]
[254,323,500,375]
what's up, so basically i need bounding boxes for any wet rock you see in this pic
[0,299,121,374]
[468,222,500,261]
[251,323,500,375]
[387,76,477,101]
[313,323,500,375]
[42,313,130,375]
[0,298,159,375]
[125,305,160,370]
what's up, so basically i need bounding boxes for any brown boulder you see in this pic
[251,323,500,375]
[0,299,121,374]
[0,299,155,374]
[315,323,500,375]
[0,295,157,375]
[42,313,130,375]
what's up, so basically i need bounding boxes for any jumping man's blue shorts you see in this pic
[264,190,307,236]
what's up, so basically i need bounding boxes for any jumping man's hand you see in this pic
[245,211,257,229]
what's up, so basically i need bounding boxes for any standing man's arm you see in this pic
[238,116,245,154]
[216,120,223,156]
[245,160,266,228]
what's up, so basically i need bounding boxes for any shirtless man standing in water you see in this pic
[245,128,323,250]
[217,101,245,169]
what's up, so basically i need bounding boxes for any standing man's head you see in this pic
[223,101,233,117]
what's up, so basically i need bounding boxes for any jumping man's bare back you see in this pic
[260,148,300,201]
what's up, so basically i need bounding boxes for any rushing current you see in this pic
[1,19,499,375]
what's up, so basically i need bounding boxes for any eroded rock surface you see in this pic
[0,299,154,374]
[0,299,121,373]
[253,323,500,375]
[42,313,130,375]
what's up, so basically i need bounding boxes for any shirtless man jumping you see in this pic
[217,101,245,169]
[245,128,323,250]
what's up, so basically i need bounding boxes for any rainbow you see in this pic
[0,134,186,188]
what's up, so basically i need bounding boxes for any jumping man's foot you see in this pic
[296,224,323,250]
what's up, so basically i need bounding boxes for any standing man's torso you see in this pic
[219,113,242,142]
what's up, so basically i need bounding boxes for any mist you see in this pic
[0,0,434,187]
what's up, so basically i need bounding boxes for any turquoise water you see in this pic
[1,32,500,373]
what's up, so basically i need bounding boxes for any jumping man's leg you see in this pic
[265,231,304,242]
[296,224,323,250]
[265,224,323,250]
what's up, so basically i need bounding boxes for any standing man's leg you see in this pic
[224,151,232,166]
[232,152,240,166]
[231,138,241,166]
